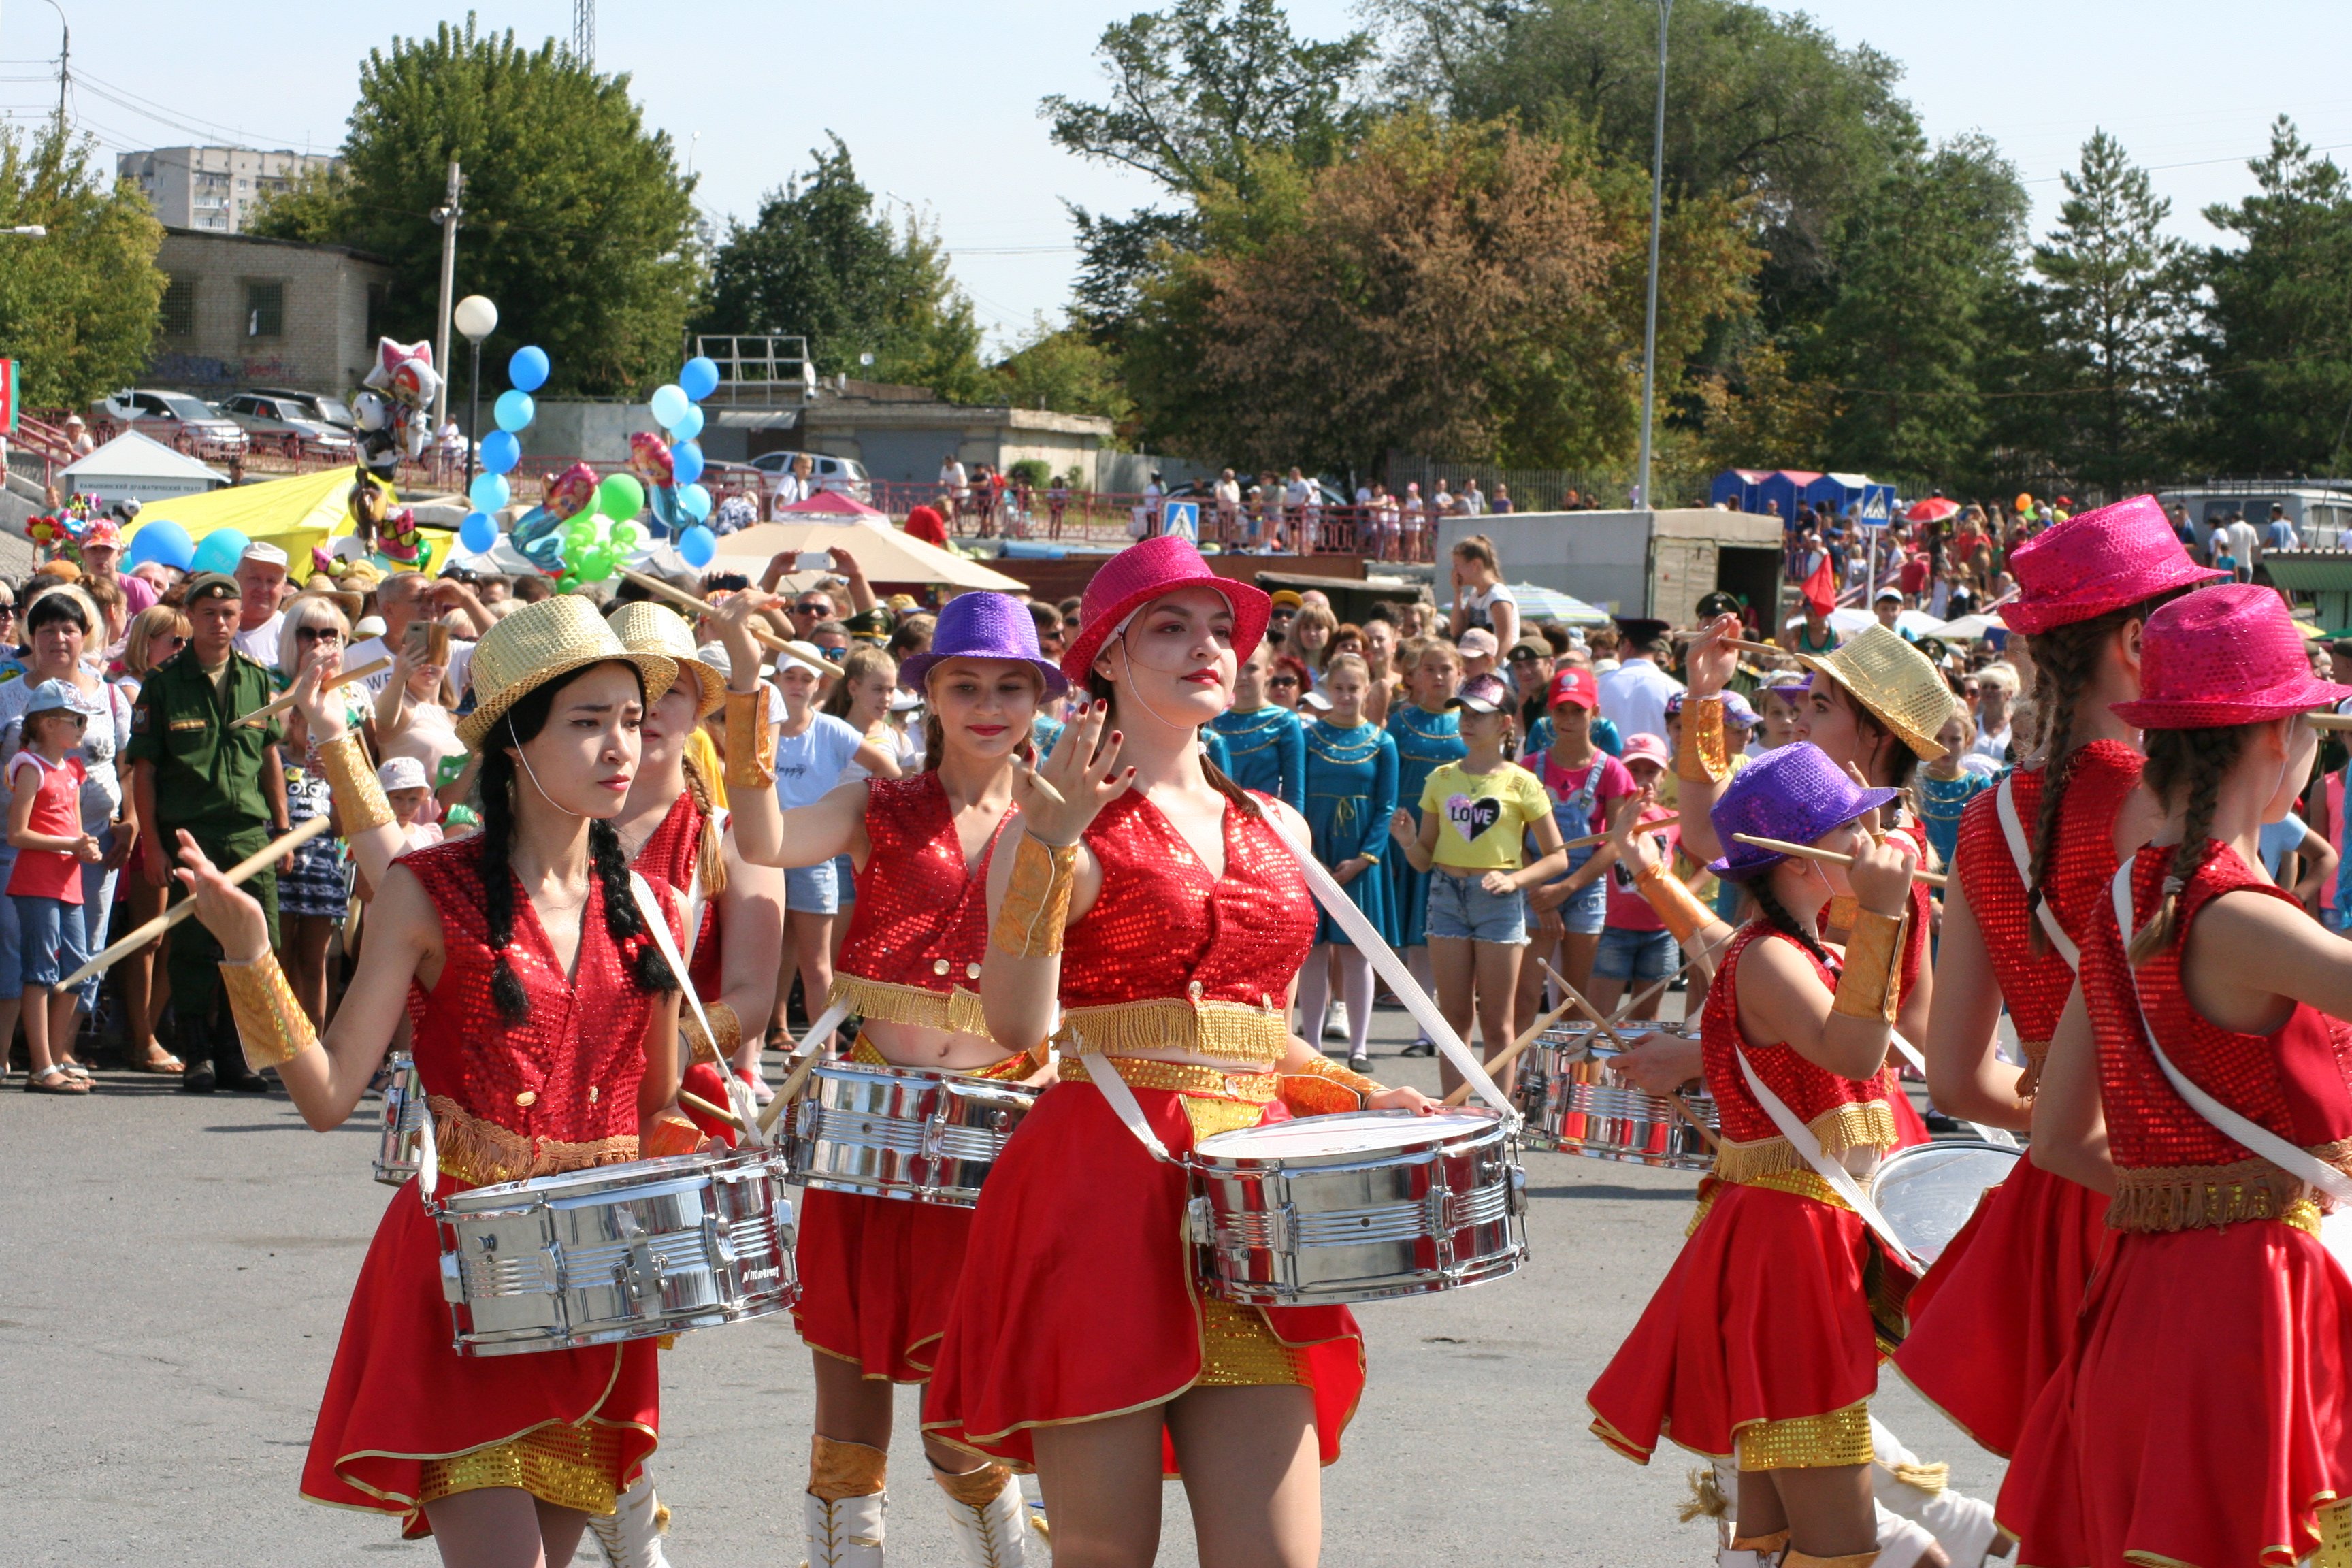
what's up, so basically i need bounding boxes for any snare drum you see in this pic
[1186,1109,1528,1306]
[1529,1030,1718,1172]
[1512,1023,1597,1133]
[374,1051,425,1186]
[786,1061,1039,1207]
[434,1147,797,1356]
[1866,1140,2021,1267]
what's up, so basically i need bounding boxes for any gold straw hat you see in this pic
[456,594,679,749]
[607,600,725,717]
[1793,624,1950,759]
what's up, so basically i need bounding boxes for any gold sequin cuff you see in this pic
[683,999,740,1066]
[1735,1401,1872,1471]
[217,949,316,1070]
[991,835,1077,958]
[1831,907,1904,1024]
[643,1115,702,1158]
[316,731,393,833]
[809,1435,887,1501]
[1281,1051,1383,1114]
[724,689,775,790]
[1637,862,1716,947]
[1676,694,1731,783]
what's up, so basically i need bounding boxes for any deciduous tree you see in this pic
[0,125,163,408]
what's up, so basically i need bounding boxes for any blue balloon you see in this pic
[191,527,250,576]
[678,483,713,522]
[480,429,520,475]
[459,510,497,553]
[126,518,195,571]
[678,357,720,402]
[677,525,717,569]
[671,441,704,485]
[668,403,704,442]
[648,383,689,429]
[469,472,511,513]
[494,389,536,432]
[508,345,550,393]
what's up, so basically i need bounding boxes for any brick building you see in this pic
[146,227,395,399]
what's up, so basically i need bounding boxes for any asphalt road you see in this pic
[1,1002,2007,1565]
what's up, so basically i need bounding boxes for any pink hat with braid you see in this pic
[1999,494,2222,636]
[2111,584,2352,729]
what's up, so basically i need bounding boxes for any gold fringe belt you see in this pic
[828,972,992,1042]
[2108,1143,2352,1235]
[843,1033,1034,1083]
[427,1096,641,1189]
[1708,1101,1897,1187]
[1054,996,1290,1068]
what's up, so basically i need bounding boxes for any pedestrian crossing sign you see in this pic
[1162,500,1198,542]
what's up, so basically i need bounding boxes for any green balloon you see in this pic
[598,472,645,520]
[614,521,645,550]
[559,575,580,593]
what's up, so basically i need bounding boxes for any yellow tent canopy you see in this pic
[126,468,438,574]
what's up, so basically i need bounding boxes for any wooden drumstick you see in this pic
[679,1088,745,1132]
[760,1045,830,1136]
[56,817,336,991]
[2308,713,2352,731]
[234,657,390,728]
[1731,832,1947,889]
[616,569,836,672]
[1441,994,1582,1108]
[1608,960,1690,1026]
[1544,962,1719,1152]
[1558,813,1681,852]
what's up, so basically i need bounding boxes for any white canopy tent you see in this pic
[59,431,225,507]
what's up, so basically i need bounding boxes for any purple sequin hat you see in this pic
[898,591,1070,696]
[1706,742,1900,879]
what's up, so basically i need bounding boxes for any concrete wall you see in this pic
[1435,508,1784,619]
[148,228,393,398]
[518,400,666,464]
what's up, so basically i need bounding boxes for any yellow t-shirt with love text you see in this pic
[1420,761,1550,872]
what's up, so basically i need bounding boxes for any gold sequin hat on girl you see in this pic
[456,593,678,748]
[1793,624,1950,759]
[606,600,725,717]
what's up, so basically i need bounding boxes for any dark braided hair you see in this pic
[1836,687,1920,790]
[474,664,679,1024]
[2023,591,2189,953]
[1737,870,1835,968]
[2126,723,2255,965]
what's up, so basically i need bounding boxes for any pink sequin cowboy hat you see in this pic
[2110,584,2352,730]
[1060,535,1271,687]
[1999,493,2223,636]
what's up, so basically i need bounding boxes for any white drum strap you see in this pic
[1074,1035,1175,1165]
[1735,1049,1923,1275]
[2109,868,2352,1268]
[1259,811,1514,1117]
[1997,774,2079,966]
[627,872,753,1144]
[415,1095,440,1209]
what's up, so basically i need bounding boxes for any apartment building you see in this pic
[116,146,338,234]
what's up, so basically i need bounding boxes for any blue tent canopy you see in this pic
[1804,472,1897,524]
[1709,468,1821,521]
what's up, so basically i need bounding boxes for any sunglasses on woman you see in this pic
[1269,675,1301,689]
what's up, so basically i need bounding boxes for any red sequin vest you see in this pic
[632,789,723,1000]
[834,772,1008,995]
[1702,924,1900,1175]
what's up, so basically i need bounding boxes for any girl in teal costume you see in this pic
[1384,637,1465,1050]
[1298,653,1399,1071]
[1207,639,1305,808]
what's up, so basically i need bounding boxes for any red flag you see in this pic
[1800,553,1838,617]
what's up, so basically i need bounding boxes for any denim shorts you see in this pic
[832,851,858,907]
[1532,845,1607,936]
[784,858,839,916]
[1596,924,1678,983]
[12,893,87,990]
[1426,869,1528,945]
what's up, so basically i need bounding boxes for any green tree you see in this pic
[694,135,986,400]
[2191,118,2352,474]
[0,125,164,408]
[993,317,1134,429]
[252,19,699,397]
[2029,131,2191,495]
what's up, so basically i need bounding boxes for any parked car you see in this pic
[218,391,356,459]
[243,385,358,433]
[92,389,248,460]
[747,449,871,502]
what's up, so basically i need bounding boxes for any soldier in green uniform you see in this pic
[126,572,291,1093]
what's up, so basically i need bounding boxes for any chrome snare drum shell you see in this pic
[1513,1024,1599,1147]
[434,1147,798,1356]
[1550,1035,1718,1173]
[374,1051,425,1186]
[785,1061,1038,1207]
[1186,1109,1529,1307]
[1866,1139,2021,1267]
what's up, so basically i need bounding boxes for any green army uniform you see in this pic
[125,638,284,1060]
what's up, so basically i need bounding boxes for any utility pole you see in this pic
[431,159,462,433]
[52,11,65,134]
[1634,0,1673,512]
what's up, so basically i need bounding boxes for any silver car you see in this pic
[93,389,249,459]
[218,391,356,459]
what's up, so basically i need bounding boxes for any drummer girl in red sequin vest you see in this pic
[726,589,1063,1567]
[2005,584,2352,1565]
[1902,497,2218,1461]
[1588,743,1921,1568]
[924,537,1437,1568]
[182,596,698,1561]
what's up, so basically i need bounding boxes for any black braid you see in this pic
[591,815,677,995]
[2127,723,2252,965]
[475,746,531,1023]
[1740,872,1834,968]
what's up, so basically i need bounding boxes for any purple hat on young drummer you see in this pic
[1999,494,2225,637]
[898,589,1070,696]
[1706,741,1900,878]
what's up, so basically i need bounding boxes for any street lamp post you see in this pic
[453,294,497,497]
[1635,0,1673,512]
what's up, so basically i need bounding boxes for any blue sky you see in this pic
[18,1,2351,351]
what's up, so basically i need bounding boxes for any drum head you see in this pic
[1868,1140,2020,1265]
[1196,1109,1497,1159]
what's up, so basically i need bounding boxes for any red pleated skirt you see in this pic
[1893,1154,2110,1456]
[1587,1181,1886,1463]
[300,1182,660,1538]
[920,1081,1366,1474]
[2001,1222,2352,1566]
[794,1187,977,1382]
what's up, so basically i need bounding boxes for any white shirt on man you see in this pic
[1597,655,1683,747]
[233,611,284,668]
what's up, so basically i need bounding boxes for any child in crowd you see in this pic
[1592,734,1682,1019]
[1518,666,1636,1030]
[9,681,100,1096]
[1387,636,1468,1051]
[1915,696,1997,870]
[381,756,443,854]
[1298,653,1399,1073]
[1390,672,1569,1097]
[1209,638,1305,807]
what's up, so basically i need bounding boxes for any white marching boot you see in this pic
[1869,1418,2003,1565]
[803,1490,886,1568]
[1872,1506,1940,1568]
[934,1460,1039,1567]
[587,1474,672,1567]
